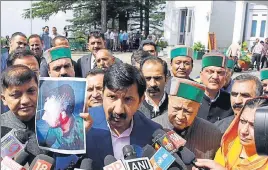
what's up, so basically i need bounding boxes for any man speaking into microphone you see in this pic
[153,77,222,160]
[79,63,162,169]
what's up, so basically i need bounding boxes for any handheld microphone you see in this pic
[103,155,126,170]
[124,157,153,170]
[1,129,29,159]
[163,129,186,149]
[123,145,137,160]
[152,129,187,170]
[74,158,93,170]
[179,147,209,170]
[1,156,26,170]
[14,150,30,166]
[29,154,54,170]
[142,145,156,159]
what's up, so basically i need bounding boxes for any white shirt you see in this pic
[51,33,61,40]
[252,43,264,55]
[91,54,95,69]
[110,32,115,40]
[108,120,134,160]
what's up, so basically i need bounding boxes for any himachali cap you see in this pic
[226,57,234,69]
[167,77,205,103]
[44,46,72,64]
[260,68,268,81]
[202,52,227,69]
[170,46,193,59]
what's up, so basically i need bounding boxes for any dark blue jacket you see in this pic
[86,106,162,169]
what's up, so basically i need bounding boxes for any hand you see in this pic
[192,159,226,170]
[80,113,93,132]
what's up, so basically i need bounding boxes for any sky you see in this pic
[1,1,73,37]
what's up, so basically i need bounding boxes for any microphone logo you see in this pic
[162,137,174,152]
[32,159,52,170]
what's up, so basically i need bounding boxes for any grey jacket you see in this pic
[152,111,222,160]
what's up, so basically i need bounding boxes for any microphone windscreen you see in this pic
[104,155,117,166]
[1,126,12,138]
[80,158,93,170]
[142,144,156,158]
[122,145,136,159]
[29,154,55,170]
[152,129,166,138]
[179,147,196,165]
[15,151,29,165]
[14,130,31,144]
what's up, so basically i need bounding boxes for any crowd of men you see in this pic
[1,29,268,170]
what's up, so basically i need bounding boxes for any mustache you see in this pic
[60,74,70,77]
[147,86,160,93]
[233,104,243,109]
[108,112,127,120]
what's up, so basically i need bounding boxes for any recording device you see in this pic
[124,157,153,170]
[14,150,30,166]
[1,156,26,170]
[74,158,93,170]
[123,145,137,160]
[163,129,186,149]
[103,155,126,170]
[254,106,268,156]
[1,129,30,159]
[152,129,187,170]
[29,154,55,170]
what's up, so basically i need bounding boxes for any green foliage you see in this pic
[157,40,168,49]
[1,38,7,46]
[192,42,205,52]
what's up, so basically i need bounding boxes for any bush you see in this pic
[242,41,248,50]
[192,41,205,52]
[157,40,168,49]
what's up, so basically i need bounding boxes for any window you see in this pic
[250,20,257,37]
[260,20,266,37]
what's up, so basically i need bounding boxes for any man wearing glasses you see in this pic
[197,52,233,124]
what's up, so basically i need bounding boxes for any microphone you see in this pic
[163,129,186,149]
[143,145,176,170]
[14,150,30,166]
[124,157,153,170]
[103,155,126,170]
[74,158,93,170]
[1,156,26,170]
[152,129,187,170]
[1,129,30,159]
[123,145,137,160]
[29,154,54,170]
[1,126,12,138]
[179,147,209,170]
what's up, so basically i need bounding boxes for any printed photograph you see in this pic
[36,77,87,154]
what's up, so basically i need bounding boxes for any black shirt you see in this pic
[197,90,234,123]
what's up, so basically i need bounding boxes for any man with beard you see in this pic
[139,40,158,56]
[9,32,28,54]
[82,63,162,169]
[85,68,105,112]
[95,49,122,71]
[77,31,106,78]
[221,57,234,93]
[197,52,233,124]
[215,74,263,134]
[153,78,222,161]
[139,57,169,119]
[44,46,75,77]
[169,46,193,80]
[260,68,268,96]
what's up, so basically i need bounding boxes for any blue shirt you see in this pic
[119,33,124,42]
[41,32,52,51]
[123,33,128,41]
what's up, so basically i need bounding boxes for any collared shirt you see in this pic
[205,90,220,103]
[145,93,167,115]
[108,120,134,160]
[252,43,264,55]
[51,33,61,40]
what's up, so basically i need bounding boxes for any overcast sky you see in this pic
[1,1,73,37]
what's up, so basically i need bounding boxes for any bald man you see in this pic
[95,49,122,70]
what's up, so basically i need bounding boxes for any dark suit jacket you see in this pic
[152,111,222,160]
[76,53,123,78]
[86,106,162,169]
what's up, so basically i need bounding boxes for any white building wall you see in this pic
[209,1,236,50]
[164,1,212,48]
[232,1,247,44]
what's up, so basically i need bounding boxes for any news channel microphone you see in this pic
[143,145,176,170]
[1,156,26,170]
[254,106,268,156]
[152,129,187,170]
[163,129,186,149]
[123,145,137,160]
[103,155,126,170]
[14,150,30,166]
[74,158,93,170]
[29,154,55,170]
[1,129,30,159]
